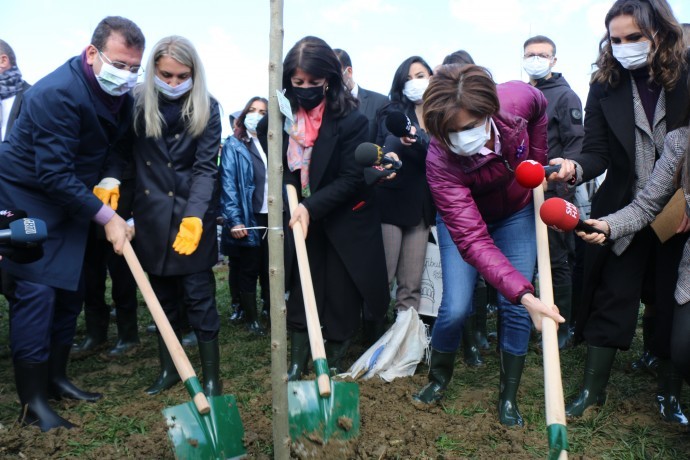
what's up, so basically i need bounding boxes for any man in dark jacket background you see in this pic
[0,16,143,431]
[523,35,584,348]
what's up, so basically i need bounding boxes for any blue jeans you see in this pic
[431,205,536,355]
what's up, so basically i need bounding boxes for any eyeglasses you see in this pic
[98,50,143,74]
[524,53,553,60]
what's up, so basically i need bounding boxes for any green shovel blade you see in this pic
[163,394,246,460]
[288,379,360,443]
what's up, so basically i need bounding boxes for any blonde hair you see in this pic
[135,35,211,138]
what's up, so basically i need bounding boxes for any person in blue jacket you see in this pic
[0,16,143,431]
[220,96,269,336]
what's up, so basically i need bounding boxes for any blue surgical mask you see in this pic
[96,58,138,96]
[522,56,552,80]
[448,119,491,156]
[154,75,193,99]
[244,112,264,133]
[611,40,650,70]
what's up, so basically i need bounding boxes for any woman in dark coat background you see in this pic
[278,36,390,378]
[108,35,222,397]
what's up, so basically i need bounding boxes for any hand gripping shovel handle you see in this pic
[532,187,568,459]
[286,184,331,397]
[122,240,210,415]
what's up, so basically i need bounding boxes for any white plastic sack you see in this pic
[340,308,430,382]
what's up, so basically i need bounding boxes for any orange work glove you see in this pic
[172,217,203,255]
[93,177,121,210]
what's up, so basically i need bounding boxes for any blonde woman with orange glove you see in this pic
[105,36,222,397]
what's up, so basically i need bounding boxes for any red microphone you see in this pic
[539,198,610,240]
[514,160,561,188]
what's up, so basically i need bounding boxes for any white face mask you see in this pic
[243,112,264,133]
[96,59,138,96]
[522,56,552,80]
[448,119,491,156]
[611,40,650,70]
[154,75,193,100]
[403,78,429,103]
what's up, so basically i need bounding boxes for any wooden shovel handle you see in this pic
[286,185,331,397]
[122,240,210,414]
[532,186,567,459]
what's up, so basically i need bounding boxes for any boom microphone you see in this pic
[354,142,402,170]
[539,197,609,240]
[385,111,417,139]
[514,160,561,188]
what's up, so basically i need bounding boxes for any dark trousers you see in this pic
[84,225,137,315]
[581,227,684,353]
[8,277,83,362]
[671,301,690,383]
[148,270,220,342]
[234,213,270,299]
[287,222,361,342]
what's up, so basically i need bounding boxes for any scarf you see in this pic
[286,100,326,198]
[0,65,24,100]
[80,48,125,114]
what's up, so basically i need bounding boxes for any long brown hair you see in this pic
[592,0,686,91]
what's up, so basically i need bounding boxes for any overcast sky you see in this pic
[3,0,689,136]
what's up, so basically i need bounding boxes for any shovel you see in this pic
[531,186,569,460]
[122,240,246,459]
[285,184,360,443]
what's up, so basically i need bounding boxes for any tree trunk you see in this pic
[268,0,289,458]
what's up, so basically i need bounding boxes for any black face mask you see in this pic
[293,85,325,110]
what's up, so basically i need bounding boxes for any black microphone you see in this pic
[385,111,417,139]
[354,142,402,170]
[0,218,48,247]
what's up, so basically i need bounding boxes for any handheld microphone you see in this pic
[0,218,48,247]
[514,160,561,188]
[385,111,417,139]
[354,142,403,170]
[539,198,610,240]
[0,210,46,263]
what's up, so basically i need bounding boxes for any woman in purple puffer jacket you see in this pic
[413,64,564,427]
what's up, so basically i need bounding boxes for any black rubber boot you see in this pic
[565,345,617,417]
[241,292,266,337]
[108,308,140,357]
[198,337,222,397]
[14,360,75,431]
[287,330,311,381]
[631,314,659,377]
[656,359,688,426]
[413,349,457,404]
[498,351,526,427]
[473,284,490,351]
[325,339,351,375]
[181,330,198,348]
[48,344,102,402]
[72,307,109,353]
[228,303,245,324]
[553,284,573,350]
[362,317,386,346]
[145,334,181,395]
[462,313,484,367]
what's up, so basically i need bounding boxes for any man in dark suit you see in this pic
[0,39,30,142]
[334,49,389,143]
[0,17,143,431]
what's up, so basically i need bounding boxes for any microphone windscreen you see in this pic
[355,142,383,166]
[540,197,580,232]
[385,111,412,138]
[0,209,28,229]
[515,160,546,188]
[9,218,48,246]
